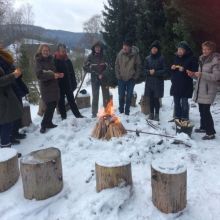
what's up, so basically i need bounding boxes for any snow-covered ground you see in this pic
[0,81,220,220]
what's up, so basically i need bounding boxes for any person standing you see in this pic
[144,40,166,121]
[188,41,220,140]
[0,62,23,149]
[115,39,141,115]
[84,41,110,118]
[35,44,63,133]
[54,44,83,119]
[170,41,198,121]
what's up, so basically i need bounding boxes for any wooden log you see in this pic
[151,159,187,213]
[22,104,32,127]
[95,161,132,192]
[20,147,63,200]
[0,148,19,192]
[140,95,150,115]
[76,95,91,109]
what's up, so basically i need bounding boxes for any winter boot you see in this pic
[148,113,154,120]
[154,113,159,121]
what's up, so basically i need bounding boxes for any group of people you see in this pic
[85,39,220,141]
[1,38,220,152]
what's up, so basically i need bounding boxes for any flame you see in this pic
[97,99,117,118]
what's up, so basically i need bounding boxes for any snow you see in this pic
[0,80,220,220]
[0,148,17,162]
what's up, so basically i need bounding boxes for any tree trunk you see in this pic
[0,148,19,192]
[20,147,63,200]
[151,160,187,213]
[95,162,132,192]
[22,105,32,127]
[76,95,91,109]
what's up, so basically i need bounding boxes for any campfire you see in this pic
[91,100,127,140]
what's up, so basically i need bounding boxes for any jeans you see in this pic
[174,96,189,120]
[118,79,135,115]
[0,123,13,148]
[199,104,216,135]
[41,101,57,127]
[91,79,110,116]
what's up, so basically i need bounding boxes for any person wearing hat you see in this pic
[83,41,110,118]
[115,38,141,115]
[54,43,83,120]
[144,40,166,121]
[170,41,198,121]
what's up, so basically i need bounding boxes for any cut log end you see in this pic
[95,162,132,192]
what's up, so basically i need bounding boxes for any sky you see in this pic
[14,0,106,32]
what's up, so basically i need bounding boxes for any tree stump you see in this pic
[151,159,187,213]
[139,95,150,115]
[0,148,19,192]
[22,104,32,127]
[76,94,91,109]
[20,147,63,200]
[95,161,132,192]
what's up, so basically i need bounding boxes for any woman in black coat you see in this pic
[144,41,166,121]
[170,41,198,121]
[0,48,23,148]
[54,44,83,120]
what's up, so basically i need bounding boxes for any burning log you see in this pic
[91,100,127,140]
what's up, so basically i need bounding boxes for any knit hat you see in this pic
[177,41,191,51]
[123,38,133,47]
[150,40,161,50]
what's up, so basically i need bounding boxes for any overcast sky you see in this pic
[14,0,106,32]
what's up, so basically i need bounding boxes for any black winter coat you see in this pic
[170,53,198,98]
[54,58,77,93]
[35,54,60,103]
[0,56,28,100]
[144,54,166,98]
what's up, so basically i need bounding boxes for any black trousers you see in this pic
[199,103,216,135]
[58,88,81,119]
[149,90,160,114]
[41,101,57,127]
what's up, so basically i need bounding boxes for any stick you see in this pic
[74,72,88,99]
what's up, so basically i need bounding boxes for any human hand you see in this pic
[59,72,64,78]
[13,68,22,78]
[150,69,155,75]
[171,65,176,70]
[178,66,184,72]
[186,70,194,77]
[98,74,103,80]
[194,72,202,78]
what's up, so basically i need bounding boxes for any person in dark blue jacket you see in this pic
[144,40,166,121]
[170,41,198,121]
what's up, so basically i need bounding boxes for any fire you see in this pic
[92,99,126,140]
[98,99,115,118]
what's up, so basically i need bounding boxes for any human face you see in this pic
[202,46,212,57]
[122,44,131,54]
[41,46,50,58]
[177,48,186,57]
[151,47,158,55]
[94,45,101,54]
[59,47,67,56]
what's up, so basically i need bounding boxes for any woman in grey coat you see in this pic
[187,41,220,140]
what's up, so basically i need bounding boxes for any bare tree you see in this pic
[83,14,103,46]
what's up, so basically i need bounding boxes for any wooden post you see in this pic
[139,95,150,115]
[151,159,187,213]
[0,148,19,192]
[76,94,91,109]
[95,161,132,192]
[20,147,63,200]
[22,104,32,127]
